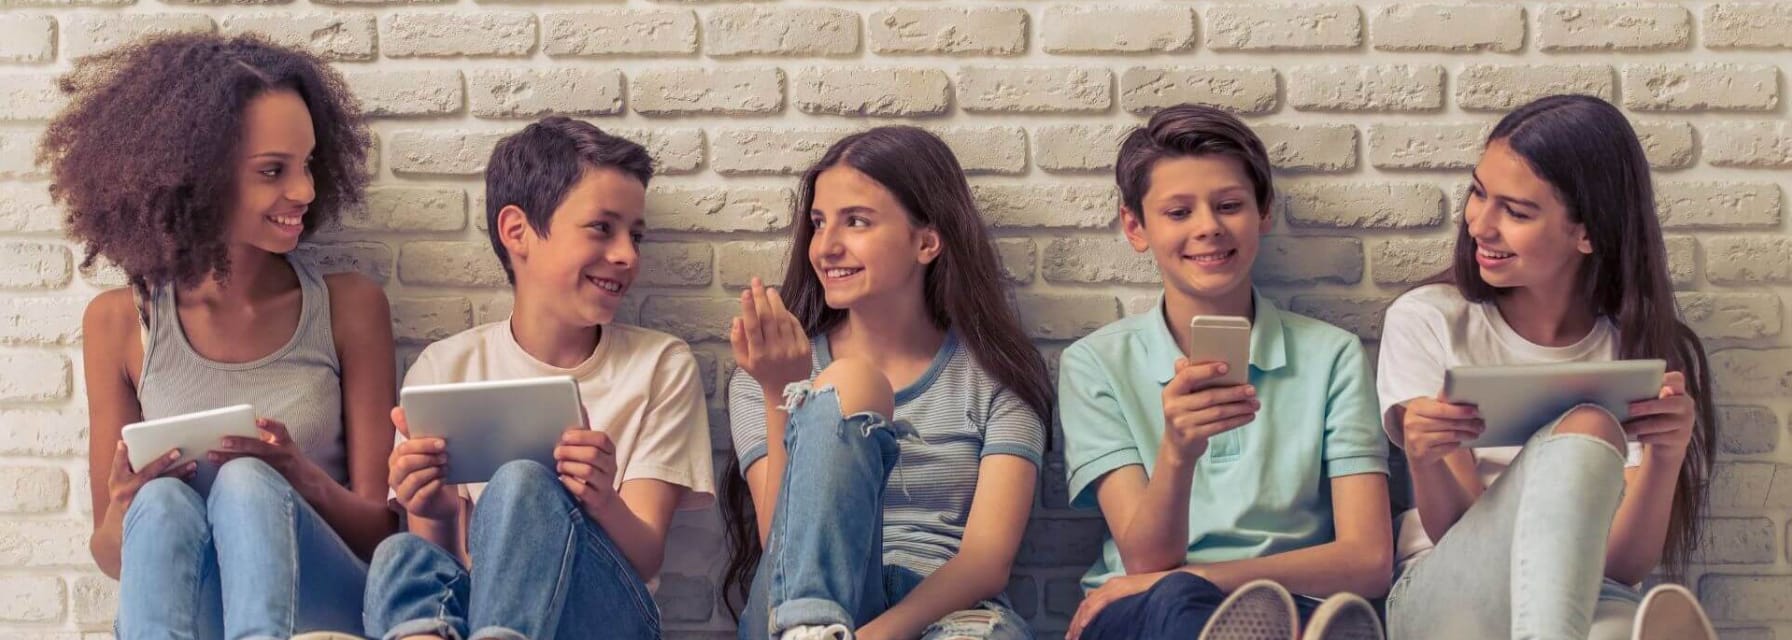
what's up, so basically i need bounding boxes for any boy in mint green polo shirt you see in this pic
[1058,104,1393,640]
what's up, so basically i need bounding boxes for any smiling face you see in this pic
[227,89,316,255]
[1464,138,1591,290]
[1122,154,1269,306]
[500,166,647,327]
[806,165,941,312]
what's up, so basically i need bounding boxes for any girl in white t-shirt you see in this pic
[1378,95,1719,640]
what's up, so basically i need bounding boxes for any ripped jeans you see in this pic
[740,384,1031,640]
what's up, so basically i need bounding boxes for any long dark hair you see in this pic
[719,126,1054,617]
[1444,94,1714,578]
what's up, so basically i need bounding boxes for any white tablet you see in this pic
[1442,359,1665,448]
[121,404,261,493]
[399,376,584,485]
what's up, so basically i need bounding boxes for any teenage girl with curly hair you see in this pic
[41,33,399,638]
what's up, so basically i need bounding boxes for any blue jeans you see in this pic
[117,457,367,640]
[1081,573,1320,640]
[363,460,660,640]
[1387,407,1636,639]
[740,386,1030,640]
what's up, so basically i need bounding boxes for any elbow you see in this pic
[1119,550,1180,576]
[972,558,1015,601]
[1347,542,1394,599]
[90,542,120,581]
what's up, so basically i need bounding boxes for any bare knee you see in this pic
[813,356,894,418]
[1551,404,1627,452]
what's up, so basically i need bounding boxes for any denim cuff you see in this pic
[771,596,855,634]
[385,618,464,640]
[468,626,531,640]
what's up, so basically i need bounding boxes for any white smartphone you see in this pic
[121,404,262,493]
[1186,315,1252,388]
[400,376,585,485]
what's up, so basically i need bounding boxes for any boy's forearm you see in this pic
[1115,448,1197,574]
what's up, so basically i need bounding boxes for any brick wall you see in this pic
[0,1,1788,638]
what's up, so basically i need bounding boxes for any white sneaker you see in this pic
[779,623,852,640]
[291,633,366,640]
[1300,593,1383,640]
[1200,579,1299,640]
[1633,583,1716,640]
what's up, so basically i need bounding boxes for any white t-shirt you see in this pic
[400,319,716,510]
[1377,284,1640,567]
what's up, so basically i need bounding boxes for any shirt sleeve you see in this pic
[980,385,1045,467]
[625,344,716,510]
[1059,342,1144,511]
[727,366,770,475]
[1375,296,1452,445]
[1323,339,1391,478]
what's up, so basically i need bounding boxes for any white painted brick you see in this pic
[380,12,536,58]
[1666,235,1698,288]
[1371,4,1523,52]
[64,13,213,59]
[1371,237,1454,285]
[315,0,453,5]
[639,242,712,288]
[705,7,858,57]
[1258,124,1358,173]
[1656,182,1781,230]
[0,519,89,568]
[71,576,114,627]
[867,7,1026,56]
[1537,4,1690,52]
[0,575,63,623]
[1289,65,1444,112]
[0,73,64,122]
[1367,123,1489,170]
[0,350,69,401]
[1289,295,1394,339]
[1283,182,1445,229]
[1631,120,1695,169]
[477,293,513,325]
[344,70,462,118]
[632,67,782,116]
[792,67,949,117]
[1456,65,1615,112]
[972,184,1115,229]
[1706,3,1792,50]
[1040,237,1155,285]
[0,466,67,513]
[392,296,472,345]
[219,12,375,61]
[1678,292,1781,340]
[1041,5,1195,54]
[1254,237,1364,285]
[388,131,505,176]
[470,68,623,118]
[1206,4,1361,51]
[647,186,793,233]
[996,238,1035,285]
[0,296,85,345]
[1017,293,1119,340]
[0,0,128,5]
[541,10,697,57]
[958,67,1112,114]
[293,242,393,285]
[1118,66,1279,115]
[1718,405,1780,456]
[1034,124,1132,174]
[639,296,734,343]
[1712,462,1775,508]
[0,409,85,456]
[1622,64,1780,112]
[931,126,1028,176]
[712,127,855,176]
[1701,574,1792,622]
[1706,122,1792,169]
[0,15,55,63]
[0,242,70,289]
[0,132,45,179]
[606,128,704,176]
[1710,348,1792,401]
[343,187,466,233]
[1692,517,1777,564]
[716,241,790,289]
[398,241,508,287]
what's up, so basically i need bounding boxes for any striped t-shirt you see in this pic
[729,331,1046,576]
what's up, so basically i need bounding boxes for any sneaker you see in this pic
[1300,593,1383,640]
[1199,579,1299,640]
[779,623,852,640]
[291,634,367,640]
[1633,583,1716,640]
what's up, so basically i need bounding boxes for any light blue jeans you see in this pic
[117,457,367,640]
[1387,406,1644,640]
[739,385,1031,640]
[362,460,661,640]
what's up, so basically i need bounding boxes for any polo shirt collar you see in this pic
[1147,288,1289,384]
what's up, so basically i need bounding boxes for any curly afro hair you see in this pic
[38,33,370,289]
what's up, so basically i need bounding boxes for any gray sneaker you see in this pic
[1300,593,1383,640]
[1199,579,1299,640]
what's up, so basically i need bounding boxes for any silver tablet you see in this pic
[399,376,584,485]
[1443,359,1665,448]
[121,404,262,493]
